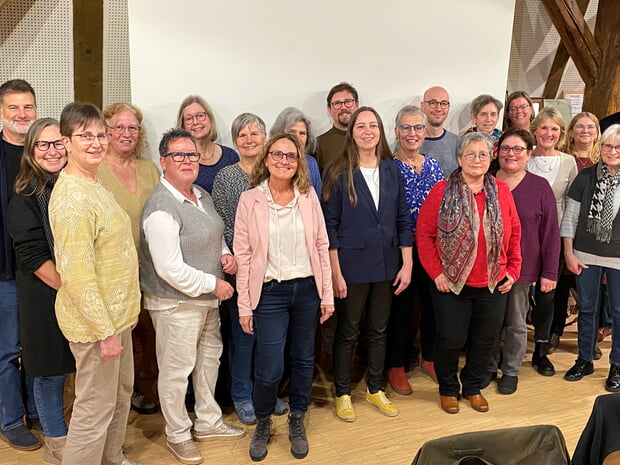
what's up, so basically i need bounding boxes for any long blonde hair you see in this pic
[565,112,601,163]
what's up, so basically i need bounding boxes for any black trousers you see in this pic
[333,281,392,396]
[532,285,555,341]
[431,284,506,397]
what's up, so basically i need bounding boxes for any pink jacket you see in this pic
[234,186,333,317]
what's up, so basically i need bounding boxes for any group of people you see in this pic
[1,77,620,465]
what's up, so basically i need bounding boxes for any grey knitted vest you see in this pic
[140,182,224,300]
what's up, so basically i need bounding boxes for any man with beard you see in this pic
[0,79,40,450]
[420,86,458,177]
[316,82,359,173]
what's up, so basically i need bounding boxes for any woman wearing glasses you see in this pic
[100,103,160,415]
[387,105,444,394]
[561,125,620,392]
[490,129,559,394]
[48,103,143,465]
[417,132,521,414]
[177,95,239,193]
[234,134,333,461]
[503,91,535,131]
[7,118,73,464]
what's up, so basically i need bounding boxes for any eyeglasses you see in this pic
[399,124,426,134]
[498,145,527,155]
[602,143,620,153]
[269,150,299,162]
[109,124,140,134]
[164,151,201,162]
[182,112,208,125]
[462,151,491,161]
[34,140,65,151]
[72,133,108,144]
[329,99,356,110]
[574,124,597,131]
[423,99,450,109]
[508,104,531,113]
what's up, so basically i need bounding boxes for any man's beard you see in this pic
[2,117,32,135]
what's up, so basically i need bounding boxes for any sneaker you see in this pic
[365,389,398,417]
[234,400,257,425]
[167,440,203,465]
[288,412,308,459]
[121,458,148,465]
[387,366,412,395]
[131,391,157,415]
[193,422,245,442]
[0,424,41,451]
[564,358,595,381]
[497,375,518,395]
[249,417,271,462]
[274,398,289,416]
[334,394,356,422]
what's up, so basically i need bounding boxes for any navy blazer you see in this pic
[322,158,413,284]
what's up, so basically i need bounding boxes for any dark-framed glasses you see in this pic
[508,104,530,113]
[462,151,491,161]
[182,112,208,125]
[498,145,527,155]
[330,99,356,110]
[72,133,108,144]
[165,151,201,162]
[269,150,299,162]
[602,143,620,153]
[109,124,140,134]
[34,140,65,151]
[399,124,426,134]
[423,99,450,108]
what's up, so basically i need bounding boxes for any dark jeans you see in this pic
[226,292,256,402]
[253,277,320,418]
[531,285,555,341]
[33,374,68,437]
[333,281,392,396]
[431,284,506,397]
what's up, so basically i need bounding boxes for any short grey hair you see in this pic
[269,107,317,154]
[470,94,503,116]
[394,105,427,127]
[158,128,196,158]
[602,124,620,146]
[230,112,266,145]
[456,132,494,157]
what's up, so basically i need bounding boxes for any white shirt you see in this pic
[360,166,380,209]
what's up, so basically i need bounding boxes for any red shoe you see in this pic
[421,359,437,382]
[387,367,412,395]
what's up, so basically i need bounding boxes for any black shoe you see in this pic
[249,417,271,462]
[564,358,594,381]
[131,391,157,415]
[480,371,497,389]
[594,345,603,361]
[606,365,620,392]
[498,375,518,395]
[532,342,556,376]
[547,333,560,354]
[288,412,308,459]
[0,424,41,451]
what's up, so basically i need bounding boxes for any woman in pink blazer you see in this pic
[234,133,333,462]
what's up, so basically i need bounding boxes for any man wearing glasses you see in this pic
[420,86,459,177]
[0,79,41,451]
[140,129,244,465]
[316,82,359,173]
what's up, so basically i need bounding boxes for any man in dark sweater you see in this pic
[0,79,40,451]
[315,82,359,174]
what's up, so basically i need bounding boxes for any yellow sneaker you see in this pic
[335,394,356,422]
[366,389,398,417]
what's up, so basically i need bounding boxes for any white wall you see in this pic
[128,0,516,157]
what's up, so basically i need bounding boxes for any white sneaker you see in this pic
[166,440,203,465]
[193,422,245,442]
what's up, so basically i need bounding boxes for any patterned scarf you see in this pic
[587,162,620,243]
[437,169,504,294]
[29,173,58,258]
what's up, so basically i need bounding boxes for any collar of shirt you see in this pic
[159,175,204,210]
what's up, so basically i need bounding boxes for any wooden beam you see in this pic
[541,0,601,86]
[0,0,10,10]
[73,0,103,107]
[543,0,590,99]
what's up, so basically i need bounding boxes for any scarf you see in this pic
[29,173,58,258]
[587,162,620,243]
[437,169,504,294]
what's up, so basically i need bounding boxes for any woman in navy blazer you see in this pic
[322,107,413,422]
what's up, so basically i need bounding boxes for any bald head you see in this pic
[421,86,451,130]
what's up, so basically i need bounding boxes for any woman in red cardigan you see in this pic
[416,131,521,414]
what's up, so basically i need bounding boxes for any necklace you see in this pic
[530,152,560,172]
[396,151,423,172]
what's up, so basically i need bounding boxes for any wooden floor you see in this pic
[1,321,612,465]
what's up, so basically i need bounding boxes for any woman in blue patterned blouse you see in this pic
[386,105,444,394]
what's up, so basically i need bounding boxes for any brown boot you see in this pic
[43,436,66,465]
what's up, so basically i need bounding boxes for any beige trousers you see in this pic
[62,329,133,465]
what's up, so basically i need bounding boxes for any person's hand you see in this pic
[539,277,556,293]
[498,273,515,294]
[320,304,335,324]
[221,254,237,275]
[239,315,254,335]
[393,264,412,295]
[565,250,588,275]
[214,278,234,301]
[434,273,451,293]
[333,273,347,299]
[100,333,122,360]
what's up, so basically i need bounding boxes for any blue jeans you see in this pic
[0,281,36,431]
[33,375,68,437]
[252,277,320,418]
[577,266,620,364]
[226,293,256,402]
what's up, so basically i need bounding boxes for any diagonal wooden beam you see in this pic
[543,0,590,98]
[541,0,601,86]
[0,0,9,10]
